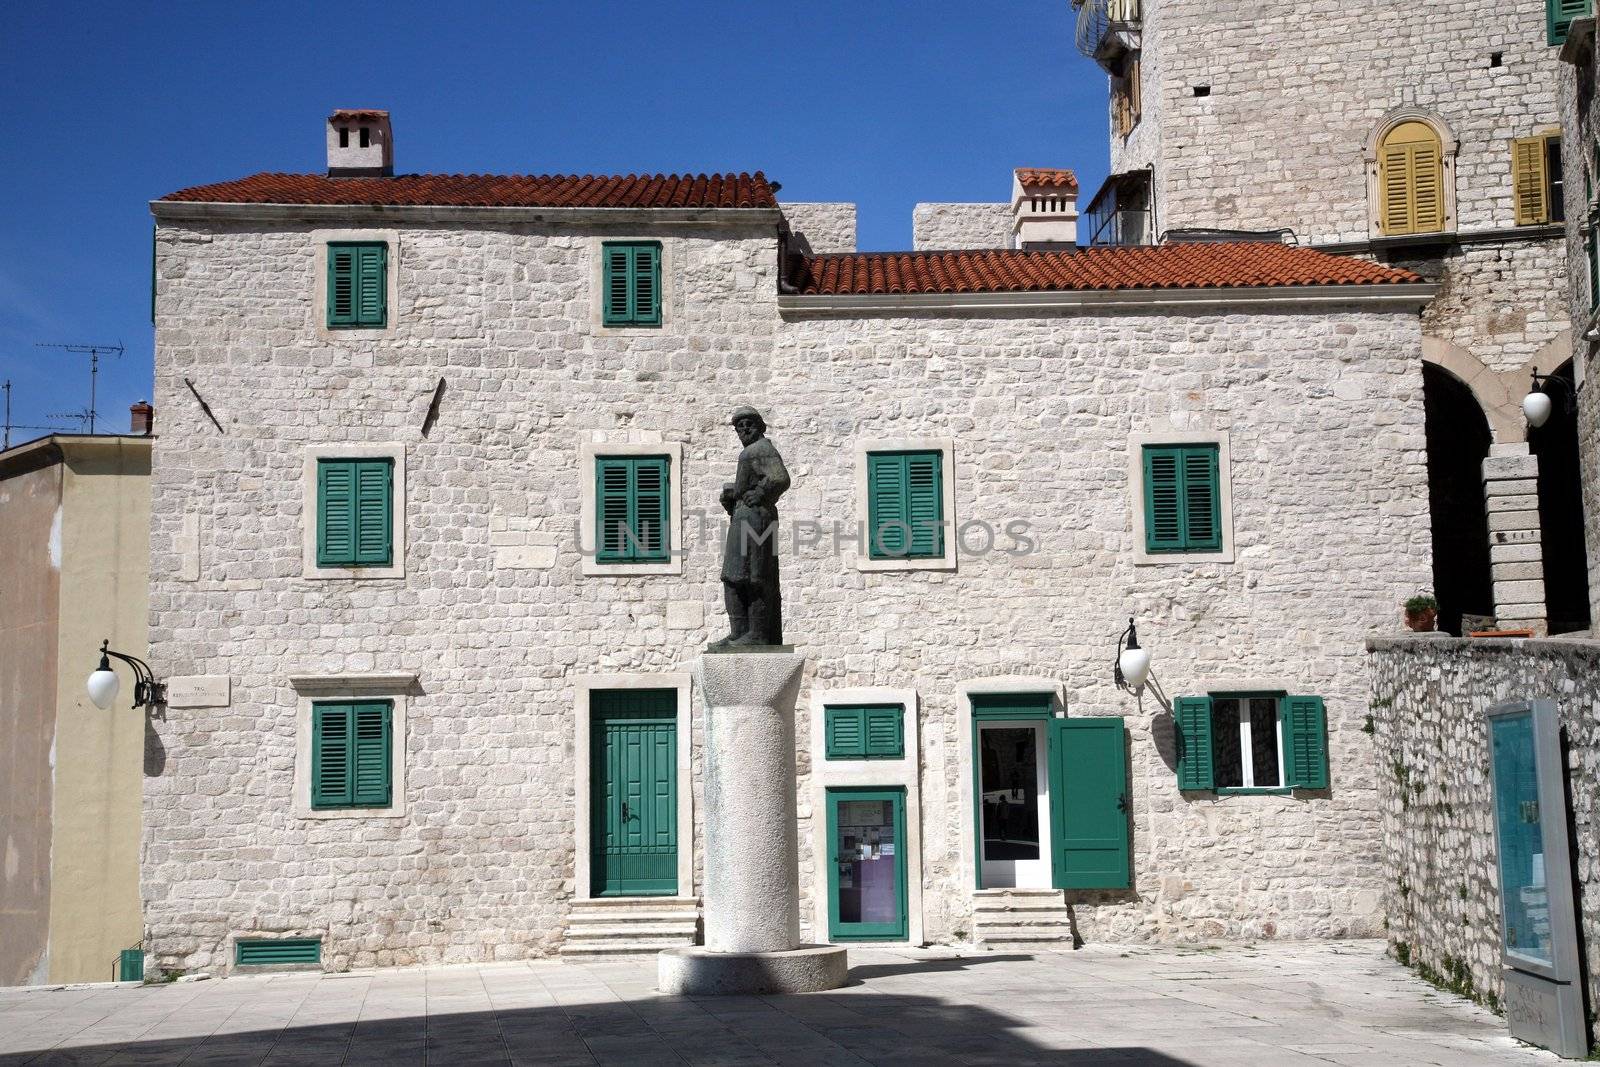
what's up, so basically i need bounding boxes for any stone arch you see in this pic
[1365,107,1459,236]
[1420,337,1523,443]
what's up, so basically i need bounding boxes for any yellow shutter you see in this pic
[1380,145,1416,234]
[1411,144,1444,231]
[1512,136,1550,226]
[1378,122,1446,236]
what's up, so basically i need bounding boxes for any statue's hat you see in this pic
[729,405,764,425]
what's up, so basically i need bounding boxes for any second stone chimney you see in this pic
[1012,168,1080,249]
[327,109,393,177]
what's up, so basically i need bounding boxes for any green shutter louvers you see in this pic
[594,456,670,563]
[825,705,904,759]
[1174,696,1215,791]
[1142,444,1221,553]
[1283,695,1330,789]
[601,242,662,326]
[1550,0,1591,44]
[316,458,393,568]
[236,938,322,966]
[867,451,944,559]
[312,701,392,809]
[327,242,387,328]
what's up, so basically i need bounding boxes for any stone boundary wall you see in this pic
[1368,634,1600,1045]
[911,203,1013,250]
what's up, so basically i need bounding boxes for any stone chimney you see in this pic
[1012,168,1080,249]
[327,109,393,177]
[130,401,154,436]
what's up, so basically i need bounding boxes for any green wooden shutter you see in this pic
[595,456,670,563]
[1550,0,1590,44]
[596,458,632,562]
[1050,717,1131,890]
[317,460,357,566]
[1181,447,1222,551]
[603,245,634,325]
[327,245,357,326]
[632,456,669,562]
[1174,696,1215,791]
[1283,696,1329,790]
[311,704,354,808]
[1143,447,1184,551]
[632,243,662,326]
[864,705,905,758]
[905,452,944,558]
[355,243,387,326]
[825,707,866,758]
[867,453,909,558]
[351,702,392,806]
[353,459,393,566]
[236,938,321,966]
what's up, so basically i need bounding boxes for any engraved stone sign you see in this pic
[166,675,231,708]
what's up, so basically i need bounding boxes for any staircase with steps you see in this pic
[559,896,701,958]
[971,888,1076,950]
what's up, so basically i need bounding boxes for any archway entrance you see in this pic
[1423,363,1494,635]
[1529,361,1591,635]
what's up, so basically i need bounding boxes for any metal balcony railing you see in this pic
[1075,0,1142,68]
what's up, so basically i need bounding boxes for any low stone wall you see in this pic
[1368,634,1600,1045]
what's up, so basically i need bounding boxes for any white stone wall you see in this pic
[781,202,856,254]
[1368,636,1600,1048]
[911,203,1014,250]
[148,214,1431,972]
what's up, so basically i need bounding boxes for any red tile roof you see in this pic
[788,244,1423,295]
[1015,168,1079,190]
[158,172,779,209]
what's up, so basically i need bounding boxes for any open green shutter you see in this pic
[1283,696,1329,789]
[633,244,661,326]
[353,459,393,565]
[1174,696,1215,791]
[825,707,866,758]
[867,453,910,558]
[1181,447,1222,550]
[351,702,392,806]
[1550,0,1590,44]
[1143,447,1184,551]
[317,460,357,566]
[905,452,944,558]
[864,705,904,758]
[327,246,356,326]
[632,457,669,561]
[355,243,386,326]
[312,704,354,808]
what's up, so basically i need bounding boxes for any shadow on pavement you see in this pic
[843,952,1037,984]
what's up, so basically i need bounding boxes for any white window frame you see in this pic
[1128,429,1235,565]
[313,229,400,338]
[301,443,407,580]
[578,438,684,577]
[288,672,416,820]
[854,437,958,573]
[1209,693,1286,791]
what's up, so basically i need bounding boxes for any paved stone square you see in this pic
[0,940,1557,1066]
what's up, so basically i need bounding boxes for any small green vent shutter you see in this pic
[1550,0,1591,44]
[867,451,944,559]
[312,702,391,809]
[1283,696,1330,790]
[1174,696,1215,791]
[594,456,671,563]
[236,938,322,966]
[317,458,393,568]
[825,706,904,759]
[864,706,904,758]
[825,707,865,759]
[1143,444,1221,553]
[327,242,386,328]
[601,242,662,326]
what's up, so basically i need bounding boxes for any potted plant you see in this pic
[1403,594,1438,633]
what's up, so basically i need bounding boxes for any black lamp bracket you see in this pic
[1529,370,1577,416]
[99,638,166,710]
[1113,616,1140,692]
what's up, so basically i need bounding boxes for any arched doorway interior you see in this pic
[1422,363,1494,635]
[1529,360,1591,635]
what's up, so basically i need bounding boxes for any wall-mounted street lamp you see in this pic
[1523,369,1575,430]
[86,639,165,711]
[1113,617,1151,693]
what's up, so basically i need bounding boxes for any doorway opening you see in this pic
[1530,360,1591,635]
[1422,363,1494,635]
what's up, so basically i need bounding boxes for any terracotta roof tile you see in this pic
[158,171,779,209]
[1015,168,1079,190]
[788,244,1423,295]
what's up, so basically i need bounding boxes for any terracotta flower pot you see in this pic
[1405,608,1437,633]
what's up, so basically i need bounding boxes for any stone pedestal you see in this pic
[657,651,848,995]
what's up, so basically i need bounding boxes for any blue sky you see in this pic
[0,2,1109,444]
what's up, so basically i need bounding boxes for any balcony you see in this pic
[1074,0,1141,71]
[1084,170,1153,247]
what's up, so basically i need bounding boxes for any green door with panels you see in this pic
[591,689,677,896]
[826,787,908,941]
[1049,717,1130,890]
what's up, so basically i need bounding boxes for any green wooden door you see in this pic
[826,787,908,941]
[591,690,677,896]
[1049,717,1131,890]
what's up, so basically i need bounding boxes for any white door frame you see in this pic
[977,719,1052,889]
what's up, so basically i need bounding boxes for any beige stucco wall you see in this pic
[46,440,149,983]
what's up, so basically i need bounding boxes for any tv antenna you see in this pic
[35,341,124,434]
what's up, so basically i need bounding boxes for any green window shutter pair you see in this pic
[595,456,670,563]
[1142,444,1221,553]
[1550,0,1591,44]
[825,705,904,759]
[317,458,393,568]
[311,702,392,809]
[867,451,944,559]
[602,242,662,326]
[327,242,387,328]
[1173,695,1328,791]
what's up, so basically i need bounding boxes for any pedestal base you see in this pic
[657,945,848,995]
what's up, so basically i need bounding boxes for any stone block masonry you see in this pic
[1368,635,1600,1050]
[911,203,1013,249]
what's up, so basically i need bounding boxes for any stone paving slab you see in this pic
[0,940,1561,1066]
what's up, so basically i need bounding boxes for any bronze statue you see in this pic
[709,406,790,649]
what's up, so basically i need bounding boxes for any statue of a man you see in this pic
[709,406,791,649]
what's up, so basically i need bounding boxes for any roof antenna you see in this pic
[34,341,124,434]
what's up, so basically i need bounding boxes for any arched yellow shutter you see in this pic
[1378,121,1446,235]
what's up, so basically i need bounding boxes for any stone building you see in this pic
[142,109,1439,974]
[1073,0,1587,637]
[0,411,152,985]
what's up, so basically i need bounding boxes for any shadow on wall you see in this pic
[0,988,1203,1065]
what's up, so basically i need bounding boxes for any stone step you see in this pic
[566,910,700,925]
[559,939,693,957]
[973,899,1072,914]
[563,923,698,940]
[568,896,700,909]
[974,914,1073,929]
[973,925,1075,944]
[971,888,1064,898]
